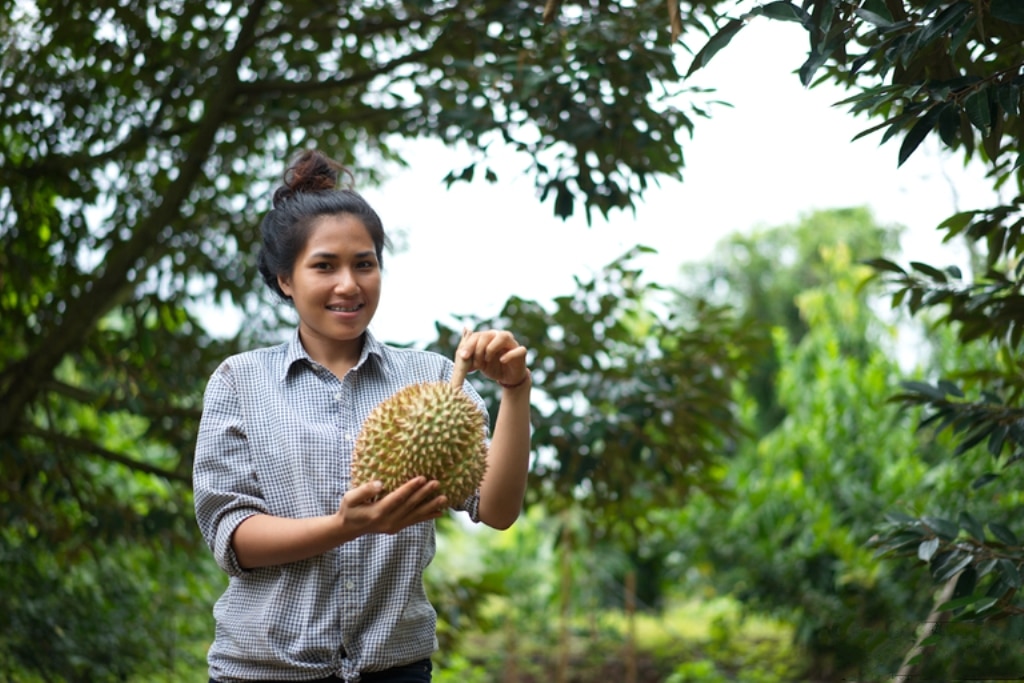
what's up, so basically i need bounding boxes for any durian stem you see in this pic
[450,328,472,388]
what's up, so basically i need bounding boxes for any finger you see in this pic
[499,345,528,364]
[422,494,448,514]
[392,476,430,495]
[348,480,385,505]
[404,479,444,507]
[457,328,482,361]
[481,332,507,361]
[374,477,427,508]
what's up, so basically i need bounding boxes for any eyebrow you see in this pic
[308,250,377,260]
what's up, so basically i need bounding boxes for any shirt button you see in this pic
[334,393,342,401]
[345,580,355,590]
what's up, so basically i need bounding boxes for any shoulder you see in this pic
[374,342,452,384]
[208,343,290,388]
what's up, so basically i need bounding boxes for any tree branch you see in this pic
[22,426,191,484]
[236,45,436,97]
[43,379,203,421]
[0,0,271,438]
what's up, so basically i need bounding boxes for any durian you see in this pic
[351,346,488,504]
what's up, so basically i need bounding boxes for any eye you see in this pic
[312,261,333,271]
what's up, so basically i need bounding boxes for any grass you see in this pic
[436,594,809,683]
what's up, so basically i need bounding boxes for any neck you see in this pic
[298,330,365,379]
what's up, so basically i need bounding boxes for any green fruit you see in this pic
[352,380,488,504]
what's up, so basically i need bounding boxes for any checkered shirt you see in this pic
[193,329,486,682]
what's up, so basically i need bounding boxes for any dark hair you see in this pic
[257,149,390,300]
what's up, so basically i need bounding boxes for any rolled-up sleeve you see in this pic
[193,363,267,577]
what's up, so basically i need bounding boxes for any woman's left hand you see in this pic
[457,328,530,388]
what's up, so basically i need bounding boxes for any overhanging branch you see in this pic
[0,0,271,438]
[22,426,191,484]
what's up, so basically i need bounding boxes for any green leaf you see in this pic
[898,108,941,166]
[862,258,907,275]
[885,511,919,525]
[954,424,995,456]
[967,597,1001,615]
[952,565,978,600]
[996,84,1020,118]
[909,260,948,281]
[756,1,810,24]
[923,516,958,540]
[554,183,574,219]
[917,2,971,47]
[988,522,1019,546]
[937,103,961,147]
[918,537,940,561]
[799,46,831,87]
[687,20,745,77]
[958,511,984,541]
[899,380,948,400]
[938,211,978,237]
[934,551,974,582]
[964,91,992,133]
[949,16,977,53]
[855,8,896,27]
[987,424,1008,457]
[971,472,1000,489]
[996,558,1021,588]
[938,594,981,612]
[992,0,1024,24]
[977,558,999,577]
[936,379,963,396]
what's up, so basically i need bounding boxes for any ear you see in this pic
[277,273,293,298]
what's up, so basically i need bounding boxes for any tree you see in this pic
[675,226,1024,680]
[1,0,729,539]
[1,1,740,676]
[430,247,761,607]
[4,0,1020,675]
[681,206,901,432]
[688,0,1024,655]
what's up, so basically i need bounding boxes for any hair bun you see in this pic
[272,149,349,208]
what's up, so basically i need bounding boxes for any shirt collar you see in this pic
[280,328,386,382]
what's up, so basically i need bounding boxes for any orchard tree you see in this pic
[687,0,1024,658]
[681,206,901,433]
[431,248,761,556]
[1,1,744,677]
[671,210,1024,679]
[1,0,731,546]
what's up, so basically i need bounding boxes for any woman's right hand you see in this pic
[232,477,446,569]
[337,477,448,536]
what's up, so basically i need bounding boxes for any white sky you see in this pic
[359,19,995,347]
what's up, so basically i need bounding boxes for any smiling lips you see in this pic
[327,303,362,313]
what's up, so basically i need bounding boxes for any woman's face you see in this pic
[277,213,381,359]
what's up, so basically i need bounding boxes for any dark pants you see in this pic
[360,658,431,682]
[209,658,432,683]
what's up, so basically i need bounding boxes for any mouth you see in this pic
[327,303,363,313]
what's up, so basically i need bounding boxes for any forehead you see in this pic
[302,214,374,254]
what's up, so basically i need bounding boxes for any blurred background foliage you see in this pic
[2,0,1023,680]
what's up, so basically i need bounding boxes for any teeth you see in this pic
[328,305,360,312]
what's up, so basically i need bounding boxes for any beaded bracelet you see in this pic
[499,371,531,389]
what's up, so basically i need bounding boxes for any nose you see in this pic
[333,267,359,295]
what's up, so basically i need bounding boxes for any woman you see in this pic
[193,149,532,683]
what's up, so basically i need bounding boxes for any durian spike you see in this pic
[450,328,472,388]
